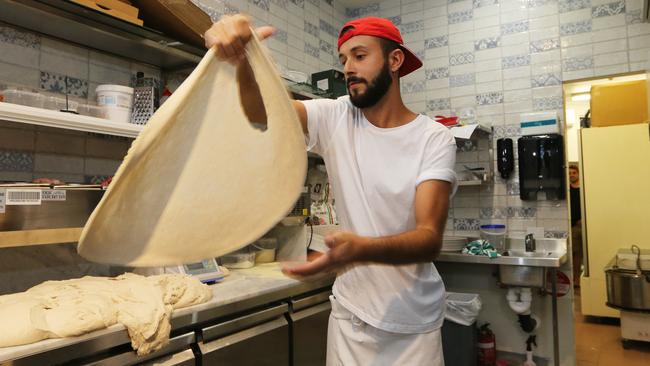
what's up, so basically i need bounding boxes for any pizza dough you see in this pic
[78,33,307,266]
[0,274,212,354]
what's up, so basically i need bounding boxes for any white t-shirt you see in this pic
[302,96,457,334]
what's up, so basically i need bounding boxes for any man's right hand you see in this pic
[203,14,275,65]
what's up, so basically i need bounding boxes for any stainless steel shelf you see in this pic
[0,0,203,71]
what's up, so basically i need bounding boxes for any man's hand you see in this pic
[282,231,369,277]
[204,14,275,65]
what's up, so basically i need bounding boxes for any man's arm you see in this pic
[204,14,308,132]
[284,179,451,276]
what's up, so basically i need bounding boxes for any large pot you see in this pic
[606,268,650,311]
[605,245,650,312]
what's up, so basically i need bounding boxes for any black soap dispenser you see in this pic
[517,134,566,201]
[497,138,514,179]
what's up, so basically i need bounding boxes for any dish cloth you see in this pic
[462,240,501,258]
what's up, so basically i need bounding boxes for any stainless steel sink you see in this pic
[504,250,553,258]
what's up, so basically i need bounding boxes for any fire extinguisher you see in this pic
[478,323,496,366]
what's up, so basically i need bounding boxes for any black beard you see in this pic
[347,61,393,109]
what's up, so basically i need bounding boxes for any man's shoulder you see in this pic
[415,115,456,144]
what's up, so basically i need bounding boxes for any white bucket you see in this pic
[96,84,133,123]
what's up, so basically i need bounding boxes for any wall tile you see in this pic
[0,61,40,88]
[34,153,83,174]
[0,149,34,171]
[592,1,625,17]
[39,71,88,98]
[562,55,594,71]
[35,132,85,156]
[450,51,475,65]
[448,9,474,24]
[502,54,531,68]
[84,157,121,176]
[530,38,560,53]
[0,126,35,151]
[559,0,591,13]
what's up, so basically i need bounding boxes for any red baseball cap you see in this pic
[337,17,422,77]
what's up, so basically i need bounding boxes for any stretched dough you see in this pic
[78,33,306,266]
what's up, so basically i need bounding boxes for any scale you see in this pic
[162,258,226,284]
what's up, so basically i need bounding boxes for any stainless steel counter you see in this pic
[0,263,334,366]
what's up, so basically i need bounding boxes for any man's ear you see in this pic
[388,48,405,74]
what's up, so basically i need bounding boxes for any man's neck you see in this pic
[360,85,417,128]
[571,181,580,188]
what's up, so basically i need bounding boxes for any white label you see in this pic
[0,189,5,213]
[6,189,41,205]
[317,78,329,91]
[42,190,66,201]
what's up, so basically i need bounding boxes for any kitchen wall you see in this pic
[344,0,650,241]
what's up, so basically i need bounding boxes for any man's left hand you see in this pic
[282,231,368,277]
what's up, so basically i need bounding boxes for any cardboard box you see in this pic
[71,0,143,26]
[590,80,649,127]
[133,0,212,48]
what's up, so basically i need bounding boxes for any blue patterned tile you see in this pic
[448,10,473,24]
[480,207,507,219]
[252,0,270,11]
[501,21,529,36]
[84,175,111,184]
[502,54,531,69]
[560,20,592,36]
[531,73,562,87]
[427,98,452,111]
[224,2,239,14]
[592,1,625,18]
[425,35,449,49]
[271,0,289,9]
[475,36,500,51]
[494,124,522,138]
[454,218,481,231]
[526,0,553,7]
[425,67,450,80]
[476,91,504,105]
[473,0,499,7]
[382,16,400,27]
[39,71,88,98]
[289,0,304,7]
[517,207,537,218]
[319,20,338,38]
[544,230,568,239]
[563,56,593,71]
[0,25,40,49]
[457,140,477,152]
[626,10,643,24]
[450,0,466,3]
[0,149,34,171]
[304,21,319,38]
[533,96,563,111]
[275,29,288,43]
[402,80,426,93]
[559,0,590,13]
[415,49,425,60]
[530,38,560,53]
[450,52,475,65]
[450,73,476,87]
[399,20,424,34]
[346,3,379,18]
[319,39,334,56]
[304,43,319,58]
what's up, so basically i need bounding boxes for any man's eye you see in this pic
[356,55,365,60]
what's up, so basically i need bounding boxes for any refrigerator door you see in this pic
[579,123,650,317]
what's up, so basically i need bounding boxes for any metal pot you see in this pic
[606,245,650,312]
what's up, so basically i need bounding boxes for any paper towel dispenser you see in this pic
[517,134,566,201]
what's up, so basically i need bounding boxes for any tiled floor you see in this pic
[574,292,650,366]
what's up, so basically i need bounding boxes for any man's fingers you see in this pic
[282,255,331,277]
[255,26,276,40]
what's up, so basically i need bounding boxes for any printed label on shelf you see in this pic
[42,190,66,201]
[5,189,42,205]
[0,189,5,213]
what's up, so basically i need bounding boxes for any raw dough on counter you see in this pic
[78,32,306,266]
[0,273,212,355]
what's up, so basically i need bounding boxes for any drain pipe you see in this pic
[506,288,538,333]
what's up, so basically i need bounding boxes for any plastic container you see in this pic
[220,247,256,269]
[96,84,133,123]
[252,238,277,264]
[480,224,506,252]
[1,88,45,108]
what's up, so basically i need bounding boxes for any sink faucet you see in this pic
[525,233,536,252]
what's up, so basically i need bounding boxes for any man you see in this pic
[205,15,456,365]
[569,164,582,288]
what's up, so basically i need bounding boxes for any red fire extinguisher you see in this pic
[478,323,496,366]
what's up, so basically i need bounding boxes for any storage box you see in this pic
[590,80,648,127]
[311,69,347,98]
[133,0,212,48]
[71,0,143,26]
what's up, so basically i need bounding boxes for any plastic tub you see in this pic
[480,224,506,252]
[220,247,256,269]
[1,88,45,108]
[252,238,277,264]
[96,84,133,123]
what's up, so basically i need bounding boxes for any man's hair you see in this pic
[569,164,579,172]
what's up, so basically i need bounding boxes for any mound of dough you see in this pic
[0,274,212,354]
[77,33,306,266]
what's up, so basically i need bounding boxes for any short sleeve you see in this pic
[416,130,458,196]
[300,98,346,155]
